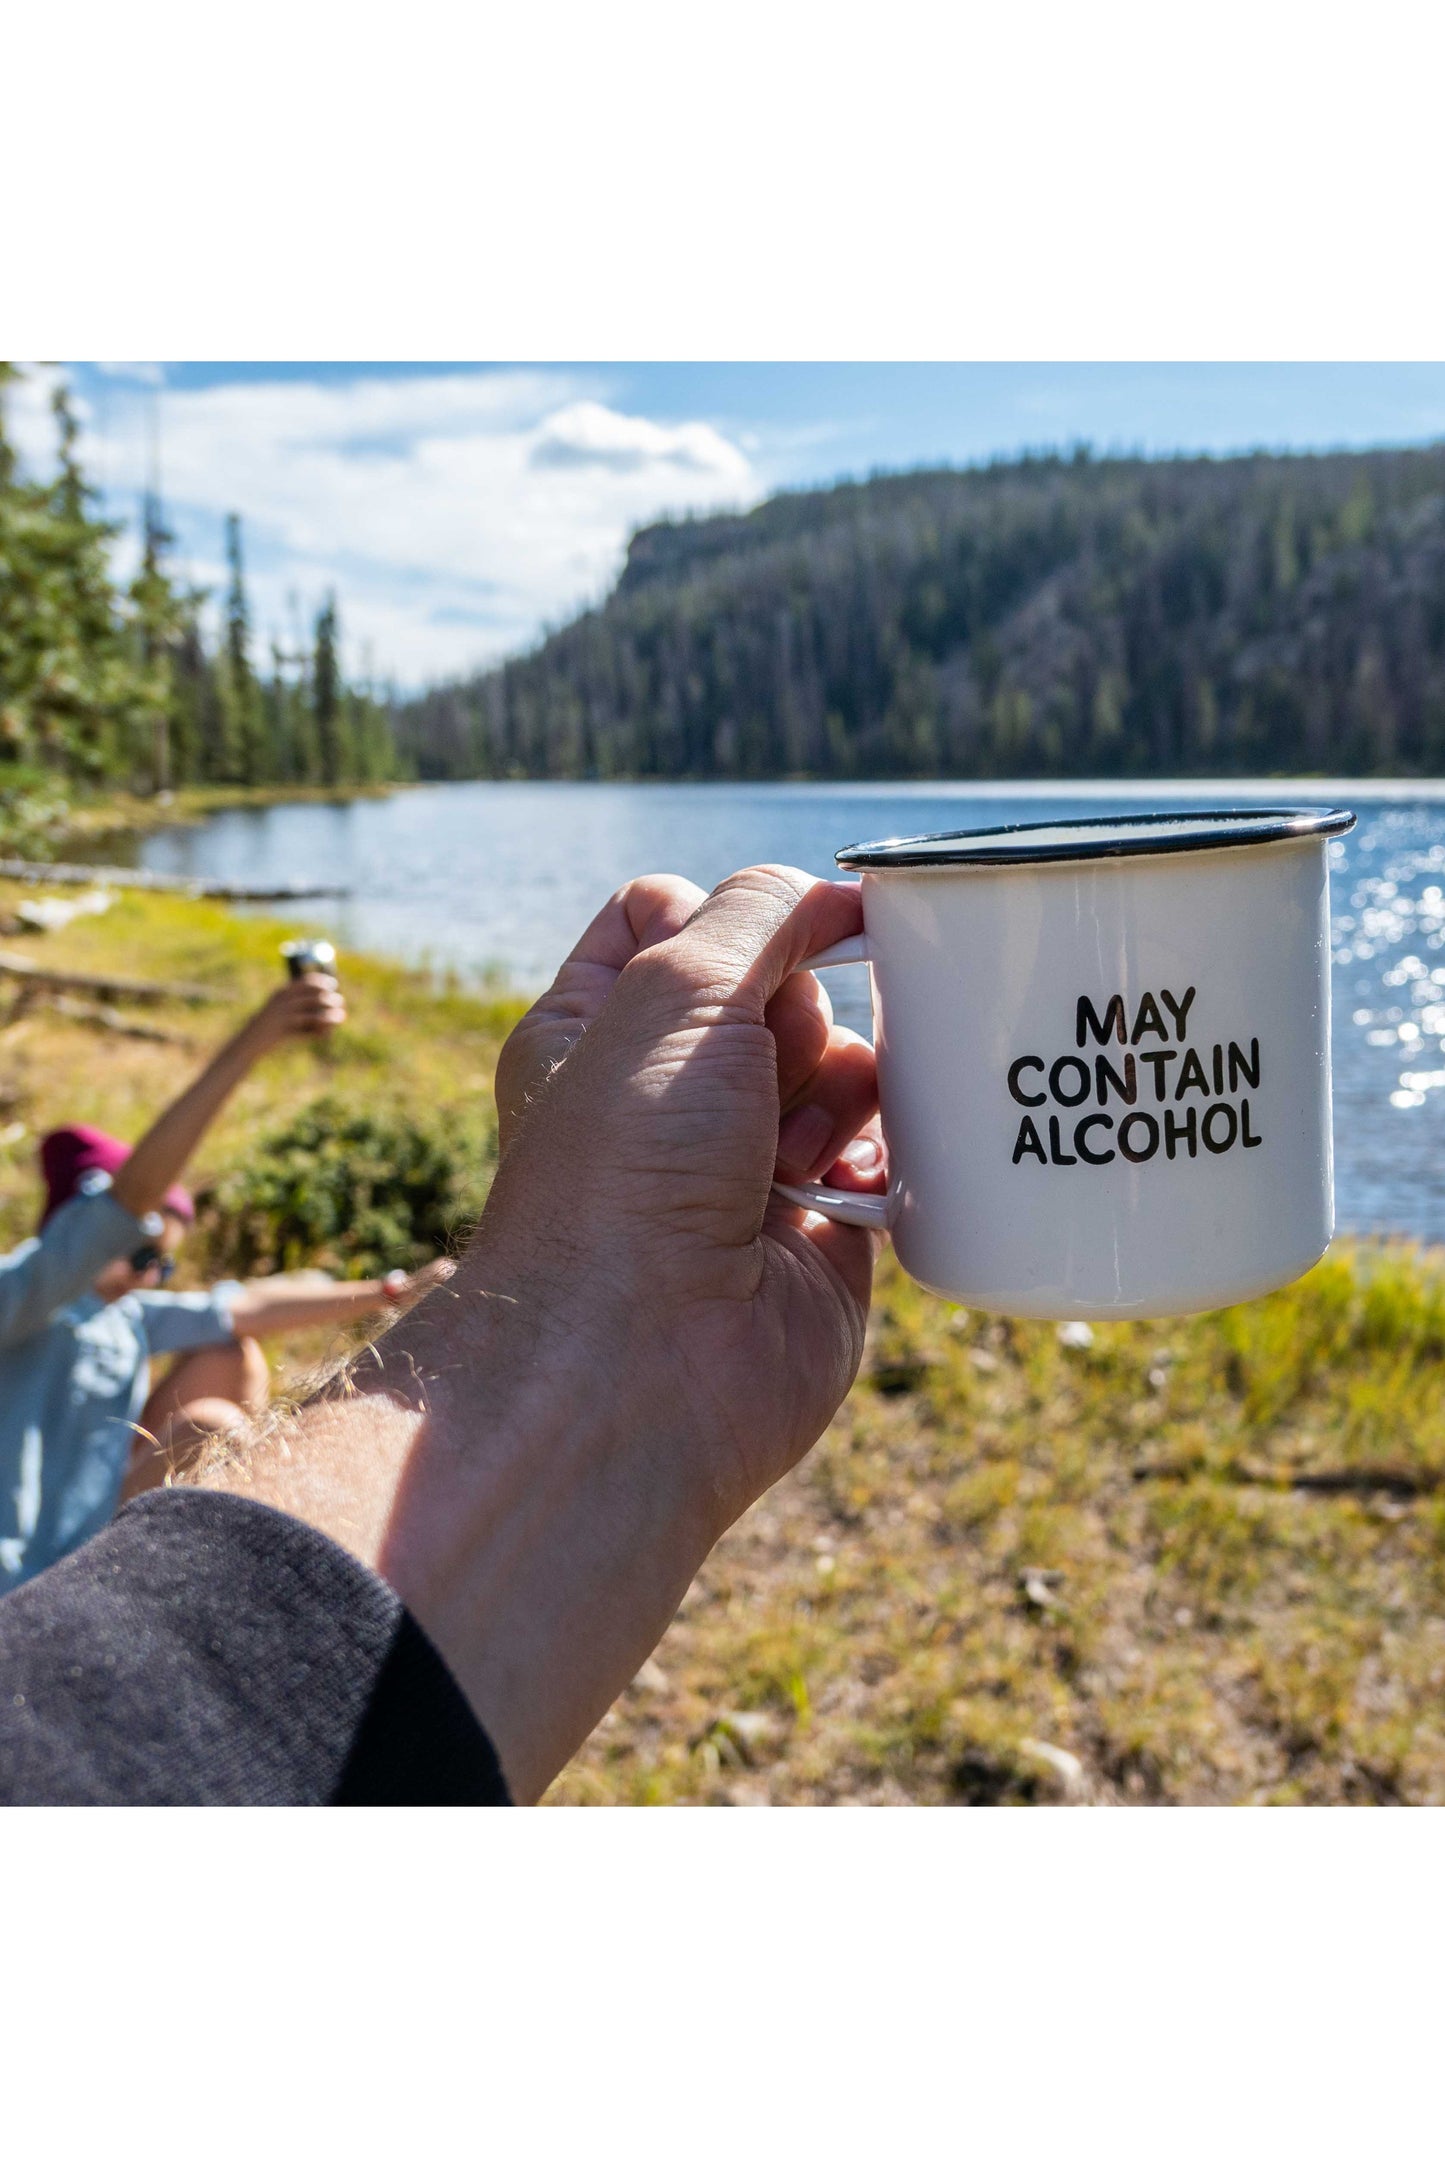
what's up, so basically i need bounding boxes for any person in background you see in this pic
[0,973,445,1594]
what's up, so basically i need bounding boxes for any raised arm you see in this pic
[225,1261,453,1340]
[111,975,344,1220]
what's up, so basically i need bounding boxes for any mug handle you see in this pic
[771,932,893,1232]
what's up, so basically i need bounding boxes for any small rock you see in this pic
[814,1553,836,1576]
[15,887,114,933]
[969,1347,1000,1373]
[1148,1366,1170,1390]
[722,1711,777,1747]
[631,1657,669,1693]
[1019,1738,1087,1800]
[1057,1320,1095,1350]
[1019,1566,1069,1615]
[698,1711,780,1768]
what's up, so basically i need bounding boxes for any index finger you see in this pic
[561,873,709,976]
[494,875,709,1152]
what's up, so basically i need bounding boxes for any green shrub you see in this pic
[200,1096,483,1279]
[0,768,70,859]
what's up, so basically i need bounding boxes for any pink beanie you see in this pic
[39,1125,195,1231]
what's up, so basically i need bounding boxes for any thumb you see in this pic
[622,865,863,1028]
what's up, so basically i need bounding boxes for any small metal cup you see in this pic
[280,938,338,982]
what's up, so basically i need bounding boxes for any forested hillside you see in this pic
[0,363,399,846]
[399,445,1445,780]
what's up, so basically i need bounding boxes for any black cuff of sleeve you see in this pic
[0,1488,511,1806]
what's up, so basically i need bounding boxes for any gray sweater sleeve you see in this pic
[0,1176,144,1348]
[0,1489,511,1805]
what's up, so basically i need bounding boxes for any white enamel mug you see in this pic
[775,807,1356,1319]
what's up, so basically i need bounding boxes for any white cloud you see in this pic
[94,361,166,386]
[44,367,765,684]
[530,400,752,479]
[6,362,69,476]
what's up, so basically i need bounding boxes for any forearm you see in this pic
[227,1280,392,1339]
[112,1021,269,1216]
[193,1249,720,1802]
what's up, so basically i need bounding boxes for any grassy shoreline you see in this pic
[57,780,409,848]
[2,870,1442,1804]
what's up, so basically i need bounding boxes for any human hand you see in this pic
[495,870,885,1190]
[245,974,347,1052]
[382,1258,456,1314]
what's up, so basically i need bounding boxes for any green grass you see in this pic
[4,872,1444,1804]
[553,1252,1445,1805]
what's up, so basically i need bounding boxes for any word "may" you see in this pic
[1075,988,1194,1046]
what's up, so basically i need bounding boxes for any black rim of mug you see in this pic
[834,806,1357,870]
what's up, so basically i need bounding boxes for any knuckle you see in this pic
[667,865,818,980]
[615,871,679,907]
[618,940,684,995]
[711,863,813,912]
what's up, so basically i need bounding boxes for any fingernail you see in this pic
[776,1103,833,1174]
[841,1135,883,1173]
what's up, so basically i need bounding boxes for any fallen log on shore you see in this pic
[0,858,349,901]
[28,993,196,1046]
[0,952,216,1005]
[2,986,195,1046]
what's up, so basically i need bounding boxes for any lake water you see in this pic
[123,778,1445,1245]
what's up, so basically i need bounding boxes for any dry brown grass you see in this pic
[550,1253,1445,1806]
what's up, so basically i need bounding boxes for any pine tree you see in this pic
[266,639,292,781]
[220,512,268,782]
[0,372,143,782]
[128,489,192,793]
[0,362,15,493]
[313,592,345,785]
[169,617,211,787]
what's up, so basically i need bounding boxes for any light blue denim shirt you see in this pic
[0,1170,242,1591]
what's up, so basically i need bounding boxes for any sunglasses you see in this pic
[128,1243,175,1283]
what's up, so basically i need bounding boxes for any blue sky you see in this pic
[11,363,1445,688]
